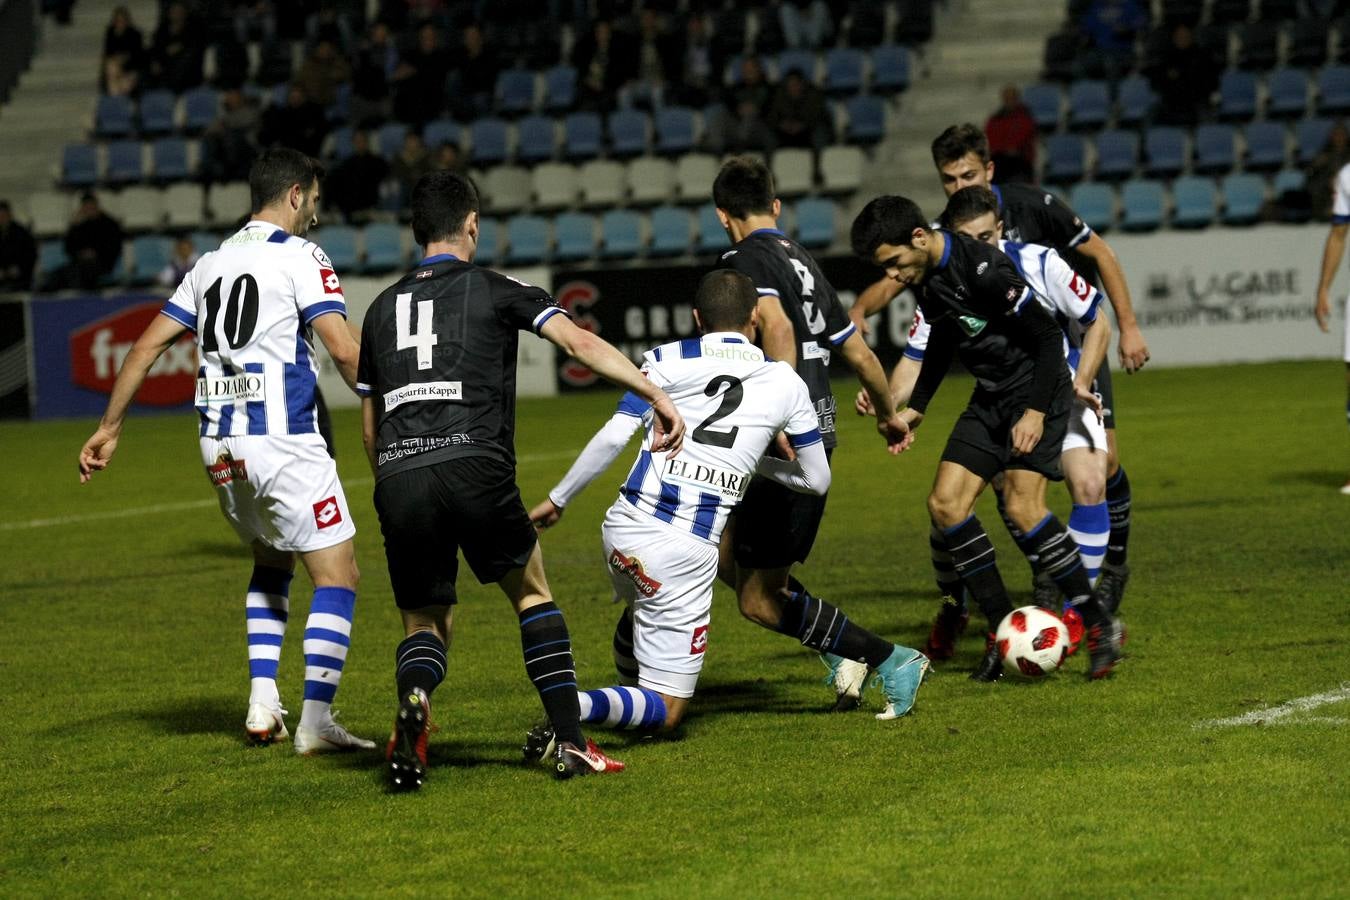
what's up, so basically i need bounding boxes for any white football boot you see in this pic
[244,702,290,745]
[821,654,871,711]
[294,715,377,755]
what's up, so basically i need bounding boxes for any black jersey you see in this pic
[357,253,568,480]
[992,182,1097,282]
[909,231,1068,414]
[718,227,857,449]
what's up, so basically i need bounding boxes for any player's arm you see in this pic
[1006,293,1066,456]
[1075,315,1110,416]
[756,292,796,367]
[78,312,189,482]
[540,314,684,455]
[1316,223,1348,333]
[1074,232,1149,373]
[756,440,831,495]
[856,312,927,415]
[837,329,910,452]
[848,276,902,335]
[312,312,360,390]
[360,396,378,476]
[900,321,957,438]
[530,396,646,529]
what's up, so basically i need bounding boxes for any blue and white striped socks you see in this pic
[1068,502,1110,583]
[579,686,668,730]
[246,566,292,707]
[300,586,356,729]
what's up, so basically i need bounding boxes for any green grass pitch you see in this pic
[1,360,1348,897]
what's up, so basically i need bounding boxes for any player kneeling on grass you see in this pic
[523,270,927,760]
[358,171,687,789]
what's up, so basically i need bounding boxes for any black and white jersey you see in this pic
[718,227,857,450]
[992,182,1096,281]
[357,253,568,480]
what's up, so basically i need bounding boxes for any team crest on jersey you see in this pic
[207,452,248,486]
[957,315,988,336]
[976,261,988,275]
[608,549,662,597]
[690,624,708,655]
[312,496,343,529]
[311,245,334,269]
[415,269,434,279]
[720,249,738,259]
[319,268,342,294]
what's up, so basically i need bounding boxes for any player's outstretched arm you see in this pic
[360,396,378,477]
[1075,314,1111,418]
[1315,223,1348,333]
[848,276,902,336]
[312,313,361,390]
[1076,233,1149,373]
[756,293,797,368]
[79,313,188,483]
[531,407,644,530]
[838,330,909,451]
[756,440,832,495]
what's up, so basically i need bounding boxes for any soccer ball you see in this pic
[996,606,1070,678]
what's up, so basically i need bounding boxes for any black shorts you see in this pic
[1093,360,1116,430]
[373,455,537,609]
[731,448,832,570]
[941,386,1070,483]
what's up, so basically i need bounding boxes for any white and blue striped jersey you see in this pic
[1332,162,1350,224]
[616,332,823,545]
[159,221,346,438]
[904,238,1101,375]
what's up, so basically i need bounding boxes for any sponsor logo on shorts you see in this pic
[197,371,266,405]
[207,452,248,486]
[312,496,342,529]
[663,457,750,500]
[608,548,661,597]
[690,624,708,655]
[382,380,462,412]
[319,268,342,295]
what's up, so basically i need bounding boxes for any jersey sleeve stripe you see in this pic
[679,338,702,359]
[302,300,347,324]
[355,382,372,396]
[615,391,650,417]
[756,288,780,297]
[827,321,857,346]
[267,229,290,243]
[902,345,926,361]
[1077,295,1102,325]
[1334,214,1350,224]
[1010,287,1033,315]
[788,427,823,449]
[160,302,195,330]
[1067,224,1092,247]
[531,305,569,332]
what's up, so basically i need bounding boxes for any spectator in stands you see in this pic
[328,130,390,223]
[307,4,356,52]
[232,1,277,44]
[1078,0,1148,79]
[985,85,1037,184]
[61,193,124,291]
[572,19,633,112]
[390,132,436,207]
[351,20,398,127]
[0,201,37,292]
[1309,122,1350,220]
[394,23,452,126]
[669,11,722,107]
[710,56,776,154]
[433,141,467,175]
[446,23,499,121]
[209,32,252,90]
[296,38,352,109]
[156,235,199,289]
[149,1,205,93]
[767,68,831,151]
[778,0,832,50]
[259,85,329,158]
[622,8,680,110]
[200,87,261,186]
[101,6,144,97]
[1148,24,1216,127]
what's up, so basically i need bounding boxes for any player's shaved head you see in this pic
[249,147,325,214]
[931,124,991,168]
[411,170,479,247]
[713,155,775,220]
[694,269,757,332]
[851,195,929,258]
[940,185,1000,230]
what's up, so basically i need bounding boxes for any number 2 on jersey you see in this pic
[396,291,438,369]
[692,375,742,448]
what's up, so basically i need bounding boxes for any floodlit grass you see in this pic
[1,360,1348,897]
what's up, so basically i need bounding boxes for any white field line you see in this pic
[1194,682,1350,728]
[1,449,583,532]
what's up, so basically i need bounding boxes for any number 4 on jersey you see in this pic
[396,291,438,369]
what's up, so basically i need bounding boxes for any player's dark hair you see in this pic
[940,185,1000,230]
[694,269,758,332]
[930,123,990,168]
[712,155,775,219]
[411,170,479,247]
[248,147,325,214]
[850,195,929,259]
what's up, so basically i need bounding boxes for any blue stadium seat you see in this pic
[1273,168,1306,196]
[475,217,501,265]
[1217,69,1258,120]
[844,95,886,144]
[655,106,697,155]
[138,90,177,135]
[1244,121,1288,171]
[1193,124,1236,174]
[1116,74,1156,126]
[1296,117,1334,165]
[599,209,643,259]
[94,95,135,138]
[1317,65,1350,114]
[1069,182,1116,232]
[326,82,351,125]
[871,45,911,93]
[62,143,99,187]
[1144,126,1186,177]
[1043,134,1086,183]
[130,235,172,285]
[1067,80,1110,131]
[564,112,603,160]
[696,205,725,254]
[105,140,144,185]
[38,239,69,282]
[1221,173,1266,225]
[189,230,220,257]
[505,215,550,264]
[496,69,537,116]
[361,222,404,273]
[311,226,360,271]
[554,212,597,261]
[182,86,220,132]
[377,122,409,160]
[422,119,462,152]
[327,126,355,161]
[776,49,817,82]
[1023,83,1063,131]
[1120,179,1166,230]
[1267,68,1310,118]
[516,115,556,163]
[1095,130,1139,181]
[794,198,835,249]
[649,205,692,256]
[470,118,511,165]
[542,65,578,113]
[824,48,865,94]
[1172,176,1216,228]
[608,109,650,157]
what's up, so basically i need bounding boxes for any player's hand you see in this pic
[770,431,797,461]
[854,388,875,417]
[528,498,564,531]
[877,413,913,455]
[1074,383,1104,422]
[78,426,120,483]
[650,394,685,457]
[1117,324,1150,373]
[1315,293,1332,333]
[1010,409,1045,456]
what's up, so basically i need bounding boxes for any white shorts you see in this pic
[200,433,356,553]
[1061,396,1108,454]
[601,498,718,700]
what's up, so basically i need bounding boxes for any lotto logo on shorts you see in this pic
[690,625,708,655]
[319,268,342,294]
[312,497,342,529]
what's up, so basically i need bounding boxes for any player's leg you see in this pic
[1096,365,1132,611]
[244,541,295,744]
[1340,360,1350,493]
[1061,446,1109,584]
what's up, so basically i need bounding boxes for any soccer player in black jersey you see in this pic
[851,195,1124,681]
[712,156,914,709]
[358,171,686,788]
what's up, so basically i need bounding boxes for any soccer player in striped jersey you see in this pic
[78,148,375,754]
[524,271,926,748]
[1312,160,1350,495]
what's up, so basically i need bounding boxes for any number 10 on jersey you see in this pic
[396,292,438,370]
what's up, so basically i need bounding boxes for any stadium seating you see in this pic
[1023,83,1062,131]
[1244,122,1288,171]
[824,48,865,95]
[819,145,864,195]
[362,222,405,273]
[599,209,644,259]
[1144,127,1186,177]
[608,109,650,157]
[61,144,99,188]
[151,138,192,182]
[654,107,697,156]
[844,95,886,144]
[496,69,537,117]
[542,65,578,113]
[482,165,531,214]
[1237,22,1278,72]
[377,122,409,160]
[578,159,627,208]
[675,153,717,204]
[1172,176,1216,228]
[470,118,511,165]
[649,205,692,256]
[1095,130,1139,181]
[871,45,911,93]
[182,87,219,132]
[129,234,172,285]
[532,162,580,211]
[771,148,814,197]
[422,119,461,152]
[1067,80,1110,131]
[777,49,817,82]
[1069,182,1115,232]
[1289,19,1328,69]
[1193,124,1236,175]
[563,112,603,160]
[628,156,676,206]
[696,205,725,254]
[1221,173,1266,225]
[794,198,835,248]
[1121,180,1166,230]
[326,126,355,162]
[1296,117,1333,165]
[208,182,250,224]
[1266,69,1310,119]
[104,141,145,185]
[505,214,550,264]
[311,226,359,270]
[119,186,166,232]
[138,90,178,135]
[1218,70,1258,120]
[94,95,135,138]
[1115,75,1156,127]
[516,115,557,164]
[553,212,597,261]
[1317,65,1350,114]
[1043,134,1086,183]
[28,191,74,237]
[163,183,205,229]
[476,216,501,265]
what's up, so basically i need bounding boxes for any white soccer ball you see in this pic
[996,606,1070,679]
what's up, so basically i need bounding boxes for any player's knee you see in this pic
[1069,472,1106,506]
[926,491,965,528]
[1001,491,1047,533]
[736,589,778,627]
